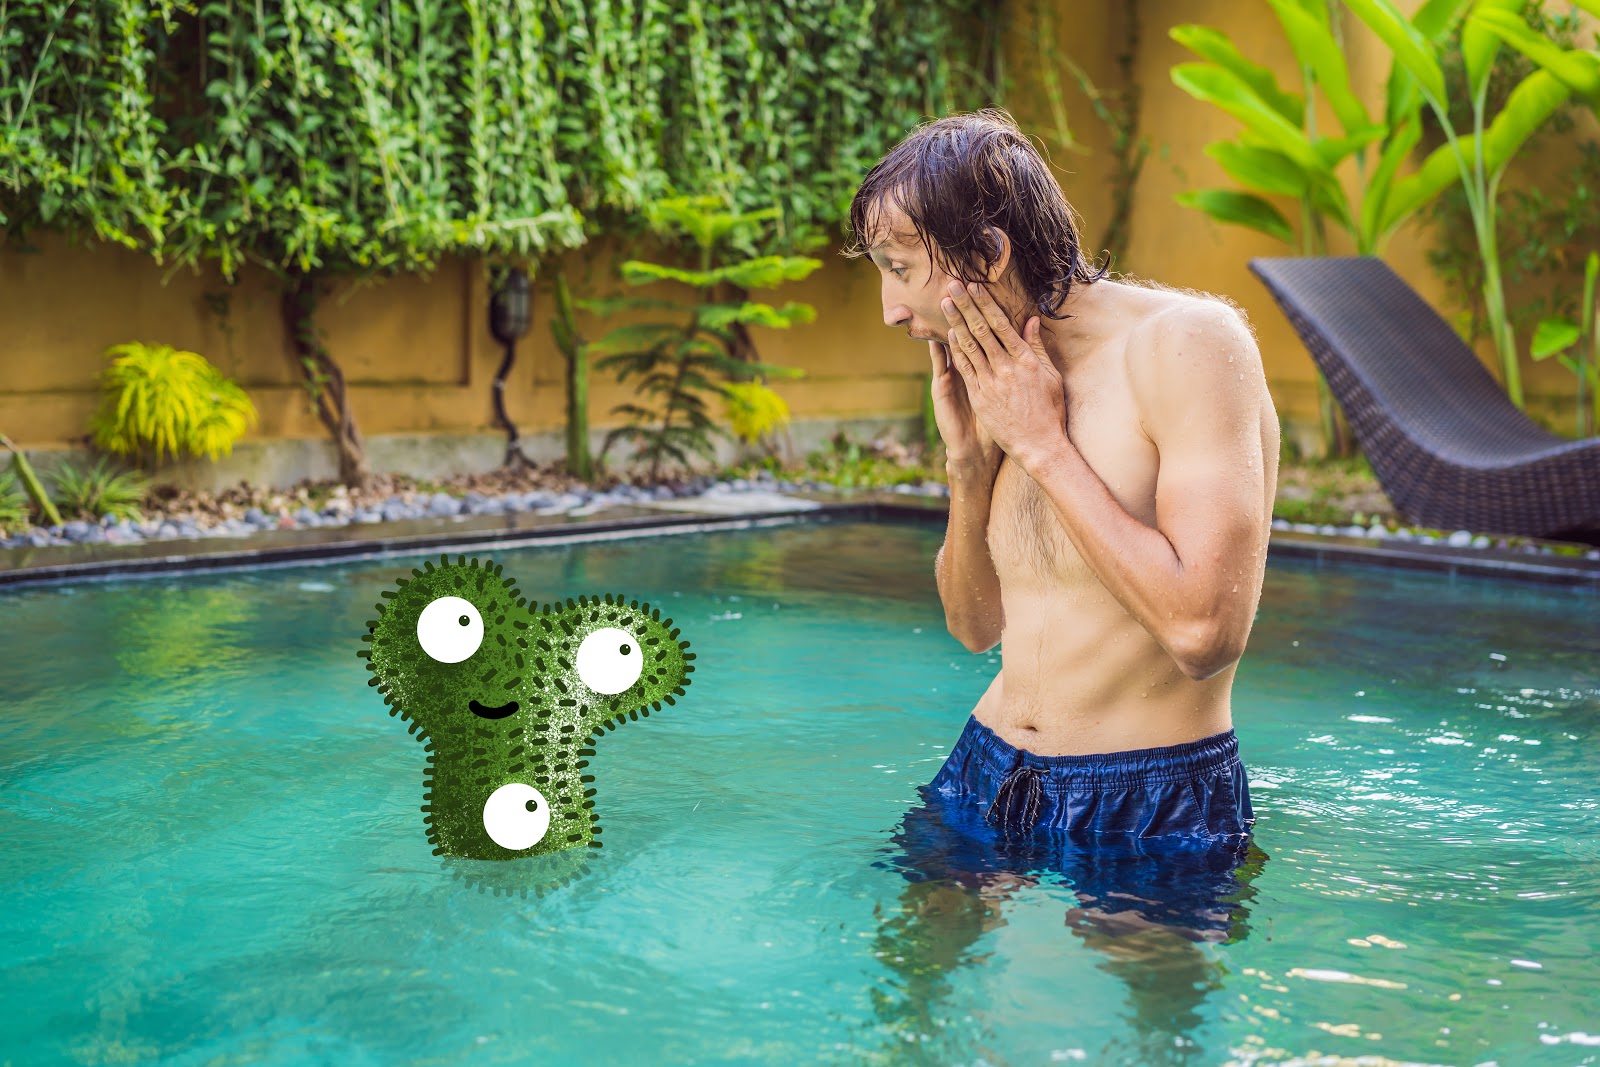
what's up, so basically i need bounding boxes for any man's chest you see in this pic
[986,365,1159,583]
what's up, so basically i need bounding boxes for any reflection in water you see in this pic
[865,787,1268,1065]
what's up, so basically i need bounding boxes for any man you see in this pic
[847,108,1278,860]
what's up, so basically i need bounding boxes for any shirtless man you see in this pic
[849,109,1278,853]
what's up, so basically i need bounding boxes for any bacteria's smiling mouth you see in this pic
[469,699,519,720]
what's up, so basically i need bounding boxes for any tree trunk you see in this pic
[282,271,372,489]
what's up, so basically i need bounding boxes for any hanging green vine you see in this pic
[1,0,990,483]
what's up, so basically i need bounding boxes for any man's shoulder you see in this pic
[1123,291,1260,394]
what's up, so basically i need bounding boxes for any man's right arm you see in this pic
[935,457,1005,653]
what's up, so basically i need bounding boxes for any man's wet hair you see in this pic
[843,107,1111,322]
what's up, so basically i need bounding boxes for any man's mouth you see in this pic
[469,699,519,720]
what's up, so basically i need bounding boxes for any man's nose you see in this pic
[885,305,910,330]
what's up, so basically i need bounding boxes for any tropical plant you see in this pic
[88,343,257,467]
[1170,1,1399,258]
[0,468,30,533]
[1169,0,1404,455]
[1530,250,1600,437]
[1466,0,1600,431]
[1171,0,1574,434]
[587,195,815,482]
[49,458,148,522]
[1414,8,1593,355]
[0,433,63,527]
[1340,0,1583,411]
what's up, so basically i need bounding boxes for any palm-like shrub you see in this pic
[0,469,30,533]
[50,459,148,522]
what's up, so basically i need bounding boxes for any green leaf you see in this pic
[1266,0,1374,136]
[1171,64,1323,171]
[1469,7,1600,107]
[1342,0,1447,104]
[1311,126,1388,170]
[1307,175,1356,234]
[696,300,817,330]
[1583,252,1598,337]
[1463,0,1527,103]
[572,296,686,316]
[1175,189,1295,244]
[1204,142,1308,197]
[1532,317,1580,359]
[1169,25,1304,124]
[1413,0,1476,39]
[1360,114,1423,250]
[1380,68,1571,233]
[584,322,686,357]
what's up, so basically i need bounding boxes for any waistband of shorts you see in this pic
[955,715,1240,787]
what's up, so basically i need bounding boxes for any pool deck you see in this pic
[1,487,1597,590]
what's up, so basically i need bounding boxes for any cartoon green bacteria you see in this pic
[360,555,694,862]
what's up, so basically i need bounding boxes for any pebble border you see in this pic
[0,469,901,550]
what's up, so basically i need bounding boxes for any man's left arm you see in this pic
[1015,301,1273,681]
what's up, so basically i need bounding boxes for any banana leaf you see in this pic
[1171,63,1323,171]
[1175,189,1295,244]
[1342,0,1448,103]
[1267,0,1374,136]
[1359,113,1423,251]
[1470,7,1600,108]
[1204,142,1309,198]
[1379,67,1572,234]
[1462,0,1528,103]
[1169,25,1304,124]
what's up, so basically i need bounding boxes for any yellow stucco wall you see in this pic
[0,0,1589,462]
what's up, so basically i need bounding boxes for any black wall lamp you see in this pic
[489,266,533,466]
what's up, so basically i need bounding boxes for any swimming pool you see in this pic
[2,519,1597,1065]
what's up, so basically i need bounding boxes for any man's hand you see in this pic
[940,280,1067,467]
[927,339,1002,474]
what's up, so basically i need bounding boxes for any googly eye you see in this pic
[575,626,645,695]
[482,782,552,851]
[416,596,484,663]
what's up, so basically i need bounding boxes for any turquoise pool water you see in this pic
[2,519,1597,1066]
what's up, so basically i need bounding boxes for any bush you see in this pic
[50,459,148,522]
[0,469,30,533]
[89,343,258,467]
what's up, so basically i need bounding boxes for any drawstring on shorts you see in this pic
[986,758,1046,837]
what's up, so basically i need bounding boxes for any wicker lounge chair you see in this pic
[1248,256,1600,546]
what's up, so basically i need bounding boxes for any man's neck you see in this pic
[1037,279,1110,371]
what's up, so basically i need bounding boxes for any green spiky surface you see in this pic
[360,554,695,861]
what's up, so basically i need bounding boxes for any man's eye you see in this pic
[891,267,906,278]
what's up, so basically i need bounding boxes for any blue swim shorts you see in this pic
[930,714,1255,841]
[878,715,1264,940]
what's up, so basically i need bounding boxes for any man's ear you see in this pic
[984,225,1010,284]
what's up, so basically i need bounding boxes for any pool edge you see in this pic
[1,492,1596,591]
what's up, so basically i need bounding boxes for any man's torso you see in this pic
[971,280,1278,756]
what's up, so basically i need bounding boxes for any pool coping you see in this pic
[0,488,1596,590]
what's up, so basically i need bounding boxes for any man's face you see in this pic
[866,202,998,344]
